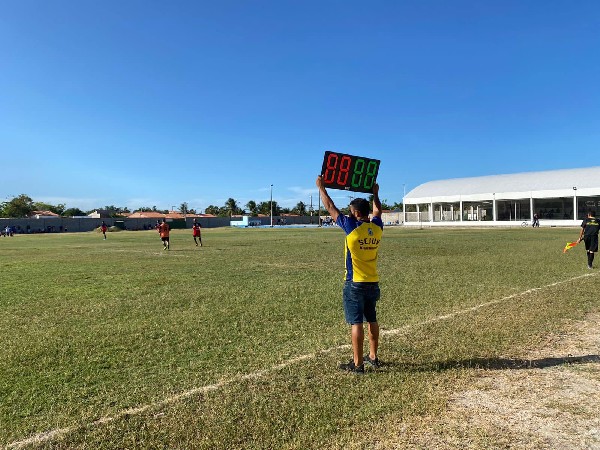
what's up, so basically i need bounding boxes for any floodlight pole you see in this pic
[318,193,321,226]
[403,183,406,224]
[573,186,577,220]
[270,184,273,227]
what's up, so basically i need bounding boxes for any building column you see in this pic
[530,196,534,221]
[573,191,577,220]
[492,194,497,222]
[460,200,463,221]
[430,202,434,222]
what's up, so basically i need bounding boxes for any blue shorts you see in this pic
[343,281,380,325]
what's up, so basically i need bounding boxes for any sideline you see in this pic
[6,272,596,449]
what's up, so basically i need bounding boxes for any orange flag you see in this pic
[563,241,579,253]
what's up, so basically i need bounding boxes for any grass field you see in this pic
[1,226,598,449]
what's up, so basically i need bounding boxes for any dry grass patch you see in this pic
[374,312,600,449]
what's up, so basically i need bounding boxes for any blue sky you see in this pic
[2,1,599,212]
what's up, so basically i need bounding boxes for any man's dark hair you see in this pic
[349,198,370,216]
[589,210,596,217]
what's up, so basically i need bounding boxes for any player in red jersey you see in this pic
[158,219,170,250]
[192,222,202,247]
[100,221,108,240]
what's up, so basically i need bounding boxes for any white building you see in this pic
[403,167,600,227]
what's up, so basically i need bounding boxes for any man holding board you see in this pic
[316,151,383,374]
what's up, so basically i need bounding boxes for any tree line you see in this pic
[0,194,402,218]
[205,197,402,217]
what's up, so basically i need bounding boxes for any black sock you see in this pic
[588,252,593,266]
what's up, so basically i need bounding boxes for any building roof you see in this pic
[127,211,166,219]
[126,211,217,219]
[405,166,600,202]
[30,210,61,218]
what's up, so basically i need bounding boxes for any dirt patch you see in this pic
[378,313,600,449]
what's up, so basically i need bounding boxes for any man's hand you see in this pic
[372,183,379,196]
[316,175,324,189]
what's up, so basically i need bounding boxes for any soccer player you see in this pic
[192,222,202,247]
[316,175,383,374]
[101,221,108,240]
[159,219,170,250]
[577,210,599,269]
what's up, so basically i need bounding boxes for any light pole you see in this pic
[573,186,577,221]
[270,184,273,227]
[402,183,406,225]
[318,193,321,226]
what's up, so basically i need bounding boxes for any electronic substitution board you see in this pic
[320,151,380,193]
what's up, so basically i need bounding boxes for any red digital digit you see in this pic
[323,152,338,184]
[337,155,352,186]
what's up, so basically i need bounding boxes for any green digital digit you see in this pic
[363,160,378,189]
[351,158,365,188]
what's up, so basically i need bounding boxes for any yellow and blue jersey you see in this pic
[336,215,383,282]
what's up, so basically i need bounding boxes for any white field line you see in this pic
[383,271,595,337]
[6,272,596,449]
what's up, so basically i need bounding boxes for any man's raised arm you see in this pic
[372,183,382,218]
[316,175,341,222]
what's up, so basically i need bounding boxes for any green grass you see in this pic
[0,226,597,448]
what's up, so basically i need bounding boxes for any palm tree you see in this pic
[293,201,307,215]
[258,200,279,216]
[224,198,240,217]
[204,205,220,215]
[245,200,258,216]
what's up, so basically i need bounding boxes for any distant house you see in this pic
[165,211,185,219]
[126,211,166,219]
[126,211,217,220]
[87,209,112,219]
[165,211,217,219]
[30,210,61,219]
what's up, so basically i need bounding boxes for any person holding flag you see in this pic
[577,210,600,269]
